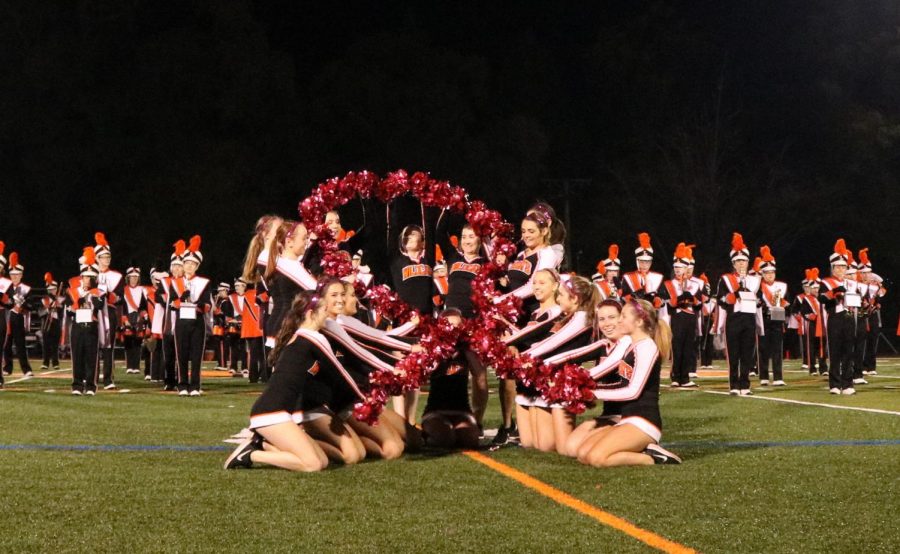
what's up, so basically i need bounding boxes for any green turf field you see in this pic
[1,358,898,553]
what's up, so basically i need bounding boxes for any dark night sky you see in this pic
[2,1,898,330]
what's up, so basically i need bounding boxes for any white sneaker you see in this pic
[241,370,249,377]
[829,387,841,395]
[23,372,34,379]
[852,378,868,385]
[759,379,770,386]
[801,364,809,369]
[739,389,753,396]
[749,372,757,377]
[71,390,82,396]
[179,390,189,396]
[85,390,96,396]
[144,375,151,381]
[729,389,739,396]
[689,372,698,378]
[670,382,680,388]
[773,380,786,386]
[190,390,201,397]
[104,383,117,390]
[869,371,878,376]
[842,388,856,396]
[681,381,698,388]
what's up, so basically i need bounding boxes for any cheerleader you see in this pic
[758,246,788,386]
[39,273,64,370]
[421,308,479,449]
[223,291,332,472]
[513,274,597,454]
[496,210,560,444]
[66,249,105,396]
[658,243,701,388]
[241,214,283,283]
[435,220,489,426]
[715,233,762,396]
[2,253,33,377]
[548,299,625,457]
[93,233,123,390]
[527,202,566,268]
[121,266,148,375]
[263,220,317,359]
[576,299,681,466]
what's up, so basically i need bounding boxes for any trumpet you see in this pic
[773,289,782,307]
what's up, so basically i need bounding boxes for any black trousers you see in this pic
[3,312,32,375]
[144,337,163,381]
[229,336,246,371]
[725,313,756,390]
[852,315,869,379]
[71,323,99,392]
[699,315,715,367]
[163,334,178,387]
[175,319,205,392]
[99,307,118,385]
[783,327,800,362]
[245,337,264,383]
[124,335,143,370]
[863,319,880,371]
[827,313,855,390]
[671,311,697,384]
[42,318,62,367]
[759,321,784,381]
[210,334,231,368]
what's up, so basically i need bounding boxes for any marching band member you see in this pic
[0,242,9,384]
[858,249,886,376]
[2,253,33,378]
[715,233,762,396]
[238,278,267,383]
[697,273,716,369]
[227,278,249,377]
[592,244,621,302]
[211,283,232,370]
[844,256,868,386]
[39,273,64,370]
[121,266,148,375]
[147,267,169,383]
[758,246,788,386]
[683,246,705,378]
[659,243,701,388]
[797,269,828,375]
[157,241,186,391]
[93,233,123,390]
[621,233,664,310]
[819,239,859,395]
[174,236,211,396]
[141,270,161,381]
[66,249,105,396]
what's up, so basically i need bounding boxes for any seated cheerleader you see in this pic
[224,291,334,472]
[514,274,597,454]
[420,309,480,449]
[575,299,682,466]
[541,299,626,457]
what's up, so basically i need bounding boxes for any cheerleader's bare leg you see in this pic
[252,422,329,472]
[347,412,405,460]
[515,404,536,448]
[464,349,488,427]
[550,408,576,456]
[301,415,366,465]
[578,424,655,467]
[532,407,556,452]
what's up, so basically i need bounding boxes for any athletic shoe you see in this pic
[24,372,33,378]
[71,389,82,396]
[241,370,249,378]
[739,389,753,396]
[749,372,757,377]
[491,426,511,446]
[507,421,520,444]
[144,375,151,381]
[773,380,786,386]
[231,428,253,439]
[670,382,680,388]
[189,390,201,397]
[223,438,256,470]
[829,387,841,395]
[103,383,116,390]
[852,378,868,385]
[163,384,177,392]
[729,389,739,396]
[759,380,770,386]
[689,372,698,378]
[40,365,48,370]
[869,371,878,376]
[178,390,189,396]
[842,388,856,396]
[85,390,96,396]
[644,443,682,465]
[801,364,809,369]
[680,381,698,388]
[53,365,60,370]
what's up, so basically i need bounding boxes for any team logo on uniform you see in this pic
[450,262,481,275]
[307,362,320,376]
[508,259,532,275]
[402,264,432,280]
[446,363,463,376]
[618,360,634,381]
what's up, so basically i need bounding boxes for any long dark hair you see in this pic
[268,290,318,366]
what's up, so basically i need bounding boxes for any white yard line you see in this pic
[5,367,70,385]
[702,390,900,416]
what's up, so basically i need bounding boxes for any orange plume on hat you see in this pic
[859,248,870,265]
[833,238,848,257]
[9,252,18,267]
[810,268,820,281]
[188,235,202,253]
[699,273,709,284]
[804,268,813,282]
[82,247,96,266]
[638,233,651,249]
[94,232,108,247]
[846,250,855,265]
[760,245,774,262]
[608,244,619,260]
[674,242,687,259]
[44,272,53,284]
[752,257,763,273]
[0,241,5,255]
[731,233,746,252]
[685,244,695,258]
[596,260,605,273]
[173,240,186,256]
[449,235,459,249]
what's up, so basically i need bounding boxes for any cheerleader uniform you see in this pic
[504,245,558,320]
[291,327,367,423]
[422,350,476,426]
[503,305,565,404]
[518,311,593,407]
[390,250,434,316]
[336,314,416,354]
[265,257,317,347]
[589,337,663,443]
[321,318,397,394]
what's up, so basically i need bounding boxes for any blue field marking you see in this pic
[0,444,231,452]
[663,439,900,449]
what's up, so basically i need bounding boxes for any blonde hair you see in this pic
[265,220,303,280]
[559,274,600,324]
[628,298,672,360]
[242,215,282,283]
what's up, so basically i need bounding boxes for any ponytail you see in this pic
[654,319,672,361]
[628,298,672,360]
[242,215,283,283]
[264,220,302,280]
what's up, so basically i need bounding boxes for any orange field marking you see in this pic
[463,451,697,554]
